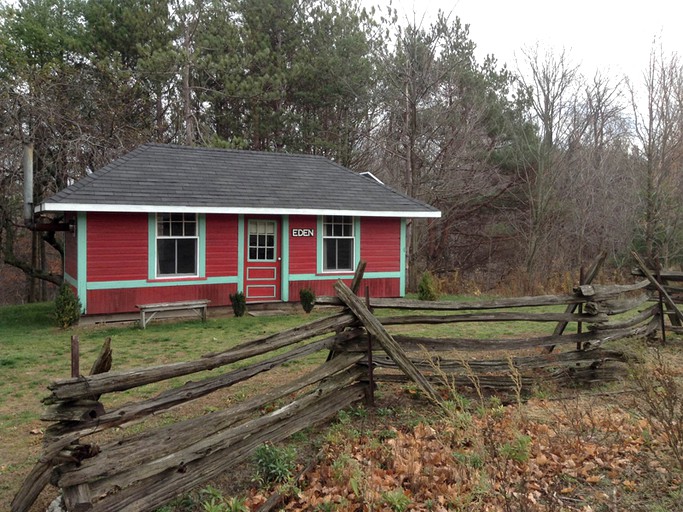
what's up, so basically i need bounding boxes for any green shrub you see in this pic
[417,271,440,301]
[299,287,316,313]
[381,489,411,512]
[54,284,82,328]
[229,291,246,317]
[254,443,297,484]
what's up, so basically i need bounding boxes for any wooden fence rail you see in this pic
[12,258,678,512]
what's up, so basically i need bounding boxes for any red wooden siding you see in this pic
[361,217,401,272]
[87,212,148,282]
[87,283,236,315]
[64,214,78,279]
[289,278,400,300]
[206,214,238,277]
[288,216,317,275]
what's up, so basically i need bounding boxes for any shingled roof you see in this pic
[38,144,440,218]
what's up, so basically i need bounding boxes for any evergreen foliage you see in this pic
[229,291,247,317]
[1,0,676,301]
[417,271,440,301]
[54,284,81,328]
[299,288,316,313]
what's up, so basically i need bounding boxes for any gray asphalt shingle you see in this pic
[39,144,440,217]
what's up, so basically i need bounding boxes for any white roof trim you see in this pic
[360,171,384,185]
[36,203,442,218]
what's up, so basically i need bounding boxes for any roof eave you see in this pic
[36,202,442,219]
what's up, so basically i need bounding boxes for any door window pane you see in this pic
[248,220,277,261]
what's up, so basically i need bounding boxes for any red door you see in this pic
[244,218,281,302]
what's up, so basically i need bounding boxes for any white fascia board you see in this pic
[36,202,442,218]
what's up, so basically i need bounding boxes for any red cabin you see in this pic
[38,144,441,316]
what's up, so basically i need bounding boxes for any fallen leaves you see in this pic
[275,397,673,511]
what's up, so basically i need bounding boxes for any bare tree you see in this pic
[512,47,580,286]
[559,72,636,266]
[630,47,683,267]
[368,13,522,288]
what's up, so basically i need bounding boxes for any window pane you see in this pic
[176,239,196,274]
[266,234,274,248]
[157,214,170,236]
[258,248,266,259]
[337,239,353,270]
[157,239,176,275]
[258,234,266,246]
[266,248,274,260]
[324,239,336,270]
[249,234,257,247]
[172,221,183,236]
[185,222,196,236]
[249,248,257,259]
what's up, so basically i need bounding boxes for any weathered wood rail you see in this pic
[13,258,680,512]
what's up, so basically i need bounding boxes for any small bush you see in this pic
[229,291,246,317]
[254,443,297,485]
[417,271,440,301]
[630,348,683,471]
[299,288,316,313]
[381,489,411,512]
[54,284,82,328]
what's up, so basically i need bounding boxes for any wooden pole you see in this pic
[350,260,367,294]
[632,252,683,327]
[577,267,584,350]
[365,286,374,407]
[547,251,606,353]
[71,336,80,378]
[335,280,441,404]
[656,264,667,345]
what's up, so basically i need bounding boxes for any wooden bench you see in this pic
[136,300,210,329]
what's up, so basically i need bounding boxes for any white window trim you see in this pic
[155,212,199,278]
[320,215,357,273]
[247,219,278,262]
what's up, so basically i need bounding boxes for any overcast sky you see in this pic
[370,0,681,84]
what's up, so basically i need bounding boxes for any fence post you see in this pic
[576,267,584,350]
[656,265,667,345]
[365,286,374,407]
[71,335,80,378]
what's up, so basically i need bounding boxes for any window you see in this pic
[323,216,354,271]
[156,213,198,276]
[248,220,276,261]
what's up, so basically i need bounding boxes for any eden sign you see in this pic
[292,228,315,237]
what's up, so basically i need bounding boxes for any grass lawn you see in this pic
[1,298,682,511]
[0,302,327,510]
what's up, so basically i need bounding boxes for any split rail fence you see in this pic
[13,256,683,512]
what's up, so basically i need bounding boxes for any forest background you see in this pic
[1,0,682,305]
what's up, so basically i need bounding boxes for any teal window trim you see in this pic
[316,216,323,274]
[400,218,407,297]
[147,214,156,280]
[237,214,245,292]
[354,217,361,268]
[289,271,400,282]
[149,213,205,280]
[281,215,290,302]
[198,215,206,277]
[317,215,360,274]
[77,212,87,313]
[64,273,78,288]
[87,276,238,290]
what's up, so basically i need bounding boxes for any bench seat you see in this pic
[136,300,210,329]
